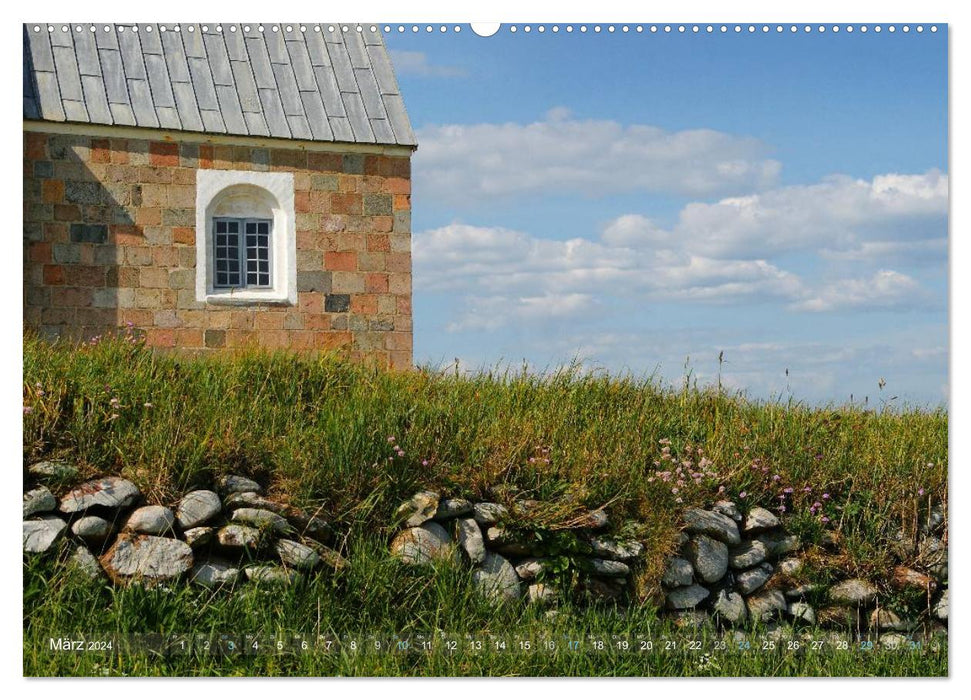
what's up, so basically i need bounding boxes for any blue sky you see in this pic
[385,25,948,407]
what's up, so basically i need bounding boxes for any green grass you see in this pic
[24,536,946,677]
[22,332,948,676]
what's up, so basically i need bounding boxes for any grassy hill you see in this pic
[22,332,948,676]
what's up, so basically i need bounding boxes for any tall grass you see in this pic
[22,333,948,676]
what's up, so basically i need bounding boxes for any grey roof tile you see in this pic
[243,110,269,136]
[342,92,375,143]
[257,87,292,139]
[73,30,103,77]
[116,28,148,80]
[80,75,112,123]
[271,63,304,116]
[230,61,262,113]
[23,23,414,147]
[63,99,89,122]
[328,116,354,143]
[144,54,177,108]
[127,78,160,127]
[108,102,136,126]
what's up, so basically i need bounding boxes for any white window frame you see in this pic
[195,170,296,306]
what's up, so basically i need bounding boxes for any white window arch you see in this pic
[195,170,296,305]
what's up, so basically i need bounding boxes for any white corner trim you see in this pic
[195,169,297,306]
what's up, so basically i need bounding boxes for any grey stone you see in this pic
[472,502,508,526]
[303,540,350,571]
[23,515,67,553]
[24,486,57,517]
[686,535,729,583]
[921,504,946,535]
[777,557,804,577]
[125,505,176,535]
[69,545,105,580]
[787,601,816,624]
[661,557,694,588]
[274,539,321,570]
[434,498,473,520]
[217,524,263,550]
[746,589,787,622]
[756,532,802,558]
[223,491,288,513]
[100,535,193,583]
[574,509,609,530]
[323,293,349,311]
[190,559,242,588]
[231,508,294,535]
[683,507,741,545]
[515,558,547,581]
[933,589,948,621]
[879,633,910,650]
[245,565,302,586]
[527,582,558,605]
[737,563,774,595]
[456,517,486,564]
[215,475,263,496]
[744,506,781,534]
[175,490,222,529]
[472,552,522,602]
[729,539,768,569]
[59,477,141,513]
[666,584,709,610]
[889,529,916,560]
[390,522,460,566]
[916,535,947,580]
[785,583,823,600]
[829,579,879,606]
[587,558,630,577]
[676,531,690,548]
[395,490,440,527]
[184,526,214,548]
[712,588,747,624]
[869,608,912,631]
[288,511,334,543]
[713,500,742,522]
[587,536,644,561]
[485,527,534,557]
[28,460,79,480]
[71,515,113,541]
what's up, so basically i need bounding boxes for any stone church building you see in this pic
[23,23,416,369]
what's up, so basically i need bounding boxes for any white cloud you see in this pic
[388,50,466,77]
[414,223,804,308]
[789,270,929,312]
[446,293,596,332]
[667,170,948,259]
[413,112,781,202]
[819,238,947,266]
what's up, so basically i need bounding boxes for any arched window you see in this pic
[195,170,296,305]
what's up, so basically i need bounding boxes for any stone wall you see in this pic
[23,468,949,645]
[388,491,949,643]
[23,463,347,587]
[23,129,413,369]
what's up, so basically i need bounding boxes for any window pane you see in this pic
[213,219,241,288]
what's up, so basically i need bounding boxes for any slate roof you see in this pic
[23,23,416,148]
